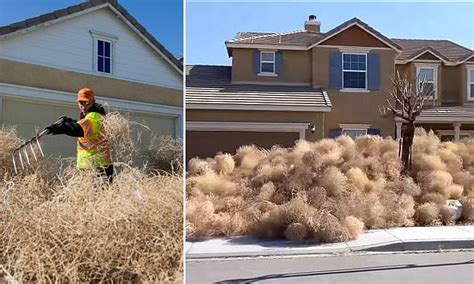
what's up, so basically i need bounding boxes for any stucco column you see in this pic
[453,122,461,141]
[299,129,306,140]
[396,121,402,140]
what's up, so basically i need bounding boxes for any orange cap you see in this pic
[77,88,96,102]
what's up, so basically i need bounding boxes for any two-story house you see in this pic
[0,0,183,160]
[186,16,474,159]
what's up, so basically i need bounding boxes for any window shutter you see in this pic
[275,51,283,74]
[329,52,342,89]
[328,128,342,139]
[253,51,261,74]
[368,53,380,90]
[367,128,381,136]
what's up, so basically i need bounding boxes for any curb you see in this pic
[186,226,474,259]
[187,239,474,259]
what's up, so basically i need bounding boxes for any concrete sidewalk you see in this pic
[186,226,474,259]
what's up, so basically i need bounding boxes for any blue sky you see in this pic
[187,1,474,65]
[0,0,183,59]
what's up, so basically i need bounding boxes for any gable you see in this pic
[319,25,392,48]
[0,7,182,90]
[415,52,442,61]
[468,57,474,62]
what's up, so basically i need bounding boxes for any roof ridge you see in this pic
[392,38,472,50]
[230,29,306,43]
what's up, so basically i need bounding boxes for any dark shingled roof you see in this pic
[229,30,323,47]
[227,17,473,64]
[186,65,332,111]
[391,38,473,62]
[417,105,474,123]
[0,0,182,71]
[228,18,400,50]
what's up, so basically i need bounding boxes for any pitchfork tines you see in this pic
[12,128,48,174]
[11,117,63,174]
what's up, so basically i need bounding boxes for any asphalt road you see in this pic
[186,251,474,283]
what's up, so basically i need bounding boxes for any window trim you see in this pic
[341,52,367,90]
[259,51,276,75]
[90,31,117,76]
[467,66,474,101]
[415,63,438,99]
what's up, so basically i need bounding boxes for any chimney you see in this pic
[305,15,320,33]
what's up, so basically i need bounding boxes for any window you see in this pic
[415,64,438,98]
[342,53,367,89]
[260,51,275,73]
[469,68,474,100]
[97,39,111,74]
[417,68,435,96]
[342,128,367,139]
[90,30,117,75]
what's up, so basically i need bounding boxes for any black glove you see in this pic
[60,116,75,123]
[45,124,62,135]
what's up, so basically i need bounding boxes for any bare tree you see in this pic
[379,71,434,175]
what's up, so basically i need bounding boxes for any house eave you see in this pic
[186,103,331,112]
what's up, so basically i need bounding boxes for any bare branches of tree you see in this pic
[380,71,434,174]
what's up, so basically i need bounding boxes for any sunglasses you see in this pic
[78,101,93,106]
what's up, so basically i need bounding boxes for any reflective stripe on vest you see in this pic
[77,112,112,169]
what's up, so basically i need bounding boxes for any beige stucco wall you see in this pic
[231,49,312,85]
[187,131,299,159]
[312,47,397,138]
[187,109,325,158]
[396,63,470,105]
[442,66,462,103]
[0,58,182,107]
[187,109,325,141]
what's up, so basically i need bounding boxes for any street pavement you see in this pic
[186,251,474,283]
[186,226,474,283]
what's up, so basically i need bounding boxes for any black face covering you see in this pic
[80,102,106,119]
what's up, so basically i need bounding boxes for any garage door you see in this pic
[186,130,300,159]
[1,97,177,162]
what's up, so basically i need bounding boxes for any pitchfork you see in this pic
[11,118,64,174]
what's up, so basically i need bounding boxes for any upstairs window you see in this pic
[90,30,117,75]
[97,39,111,74]
[260,51,275,73]
[342,53,367,89]
[469,68,474,100]
[417,67,435,97]
[415,64,438,98]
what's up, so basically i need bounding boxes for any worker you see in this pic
[45,87,114,183]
